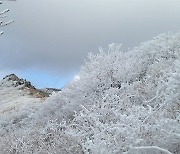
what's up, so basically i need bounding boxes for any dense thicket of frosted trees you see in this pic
[0,33,180,153]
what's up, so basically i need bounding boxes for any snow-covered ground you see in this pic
[0,74,46,128]
[0,83,42,116]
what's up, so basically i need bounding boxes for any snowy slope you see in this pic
[0,74,47,126]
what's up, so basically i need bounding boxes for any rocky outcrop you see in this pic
[3,74,35,89]
[1,74,61,98]
[1,74,49,98]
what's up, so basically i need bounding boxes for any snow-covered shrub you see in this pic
[29,32,179,154]
[58,33,180,154]
[0,119,83,154]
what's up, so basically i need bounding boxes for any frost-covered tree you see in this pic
[58,33,180,154]
[19,32,178,154]
[0,0,14,35]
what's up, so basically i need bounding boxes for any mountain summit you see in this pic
[1,74,36,89]
[0,74,61,119]
[0,74,46,120]
[0,74,61,98]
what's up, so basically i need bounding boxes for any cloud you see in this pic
[1,0,180,77]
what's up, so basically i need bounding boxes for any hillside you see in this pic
[0,74,45,118]
[0,74,61,129]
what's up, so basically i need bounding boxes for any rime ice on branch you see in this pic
[0,0,14,35]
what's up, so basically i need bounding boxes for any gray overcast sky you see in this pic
[0,0,180,88]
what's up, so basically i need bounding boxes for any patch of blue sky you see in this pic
[16,69,73,89]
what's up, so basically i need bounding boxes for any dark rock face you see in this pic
[3,74,19,81]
